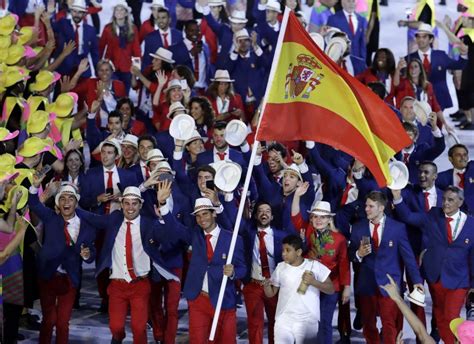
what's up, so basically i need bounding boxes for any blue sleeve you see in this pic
[28,192,55,221]
[89,31,99,72]
[86,118,104,152]
[162,211,192,244]
[393,200,427,228]
[398,224,422,284]
[232,236,248,280]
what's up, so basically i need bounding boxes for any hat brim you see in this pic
[210,77,235,83]
[406,294,426,308]
[169,114,195,141]
[70,5,88,12]
[149,53,175,64]
[229,18,248,24]
[0,129,19,141]
[191,206,218,215]
[307,210,335,216]
[387,162,409,190]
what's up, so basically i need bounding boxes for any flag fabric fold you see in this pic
[256,9,411,187]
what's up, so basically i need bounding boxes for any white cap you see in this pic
[308,201,335,216]
[121,134,138,148]
[70,0,87,12]
[120,186,144,203]
[164,79,183,93]
[112,0,132,13]
[153,161,175,175]
[166,101,187,119]
[149,47,175,64]
[191,197,218,215]
[55,183,80,206]
[235,28,250,40]
[150,0,168,9]
[416,23,434,36]
[211,69,234,83]
[283,163,302,181]
[229,10,248,24]
[266,0,282,13]
[146,148,167,162]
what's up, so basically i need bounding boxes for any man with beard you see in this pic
[393,187,474,344]
[437,144,474,214]
[51,0,99,78]
[28,178,96,344]
[240,202,286,344]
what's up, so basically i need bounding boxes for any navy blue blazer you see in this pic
[52,18,99,77]
[407,50,467,110]
[81,166,139,213]
[204,13,235,59]
[196,148,248,170]
[349,217,422,296]
[394,202,474,289]
[327,11,367,61]
[9,0,47,16]
[80,211,181,282]
[142,29,185,70]
[437,161,474,215]
[128,162,146,185]
[162,212,247,309]
[239,222,285,283]
[395,135,445,184]
[28,193,96,288]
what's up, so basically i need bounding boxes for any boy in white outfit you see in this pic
[264,234,334,344]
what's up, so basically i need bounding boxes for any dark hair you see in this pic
[448,144,468,158]
[371,48,396,75]
[184,19,199,31]
[138,135,157,148]
[267,142,288,159]
[116,97,135,117]
[197,165,216,178]
[402,121,418,136]
[207,79,236,99]
[408,58,429,90]
[253,201,273,220]
[419,160,438,173]
[188,96,215,128]
[367,82,387,100]
[157,7,170,17]
[400,96,416,107]
[282,234,303,251]
[366,191,388,208]
[444,185,464,201]
[63,149,85,176]
[101,142,119,156]
[174,65,196,89]
[213,120,227,131]
[108,110,123,123]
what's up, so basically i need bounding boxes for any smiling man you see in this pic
[28,177,96,344]
[392,186,474,344]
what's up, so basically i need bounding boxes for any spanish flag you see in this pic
[256,9,411,187]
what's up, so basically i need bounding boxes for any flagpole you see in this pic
[208,6,292,341]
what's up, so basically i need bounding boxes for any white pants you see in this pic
[274,316,319,344]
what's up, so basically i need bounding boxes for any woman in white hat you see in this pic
[206,69,246,123]
[174,130,205,176]
[118,134,139,168]
[131,47,175,120]
[99,0,141,92]
[151,78,186,131]
[291,182,351,344]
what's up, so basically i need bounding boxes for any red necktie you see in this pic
[205,234,213,262]
[104,171,114,214]
[217,152,226,160]
[348,14,355,35]
[423,53,431,76]
[457,172,465,189]
[340,183,353,206]
[74,24,80,47]
[125,221,137,280]
[64,221,72,246]
[423,192,430,212]
[162,33,169,48]
[192,43,200,81]
[372,223,380,251]
[446,217,454,244]
[258,231,271,279]
[403,152,410,164]
[144,166,150,179]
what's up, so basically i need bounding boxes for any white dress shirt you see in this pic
[343,10,358,33]
[213,146,230,162]
[445,210,467,241]
[110,216,151,282]
[57,215,81,273]
[103,165,121,213]
[202,225,221,293]
[216,96,230,114]
[417,49,432,63]
[159,28,172,46]
[453,168,466,189]
[251,227,276,281]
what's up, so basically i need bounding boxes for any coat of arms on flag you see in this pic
[285,54,324,99]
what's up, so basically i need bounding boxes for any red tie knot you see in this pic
[258,231,266,239]
[446,217,454,223]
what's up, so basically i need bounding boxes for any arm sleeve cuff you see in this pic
[216,204,224,214]
[230,51,239,61]
[431,128,442,138]
[298,161,309,174]
[87,112,96,119]
[355,252,363,262]
[138,183,147,193]
[195,4,210,15]
[240,142,250,153]
[305,141,315,149]
[224,192,234,202]
[173,150,183,160]
[29,186,39,194]
[254,155,262,166]
[257,3,266,10]
[392,197,403,205]
[160,203,170,216]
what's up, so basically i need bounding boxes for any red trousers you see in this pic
[38,274,77,344]
[108,278,151,344]
[188,293,236,344]
[149,268,182,343]
[359,292,401,344]
[429,281,467,344]
[242,280,278,344]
